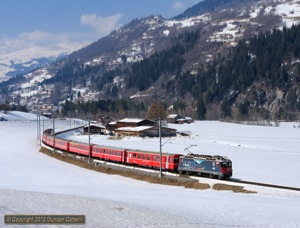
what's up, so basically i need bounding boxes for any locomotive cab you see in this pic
[220,161,232,179]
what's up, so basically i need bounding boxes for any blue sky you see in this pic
[0,0,201,53]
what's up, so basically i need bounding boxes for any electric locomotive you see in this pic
[178,153,232,179]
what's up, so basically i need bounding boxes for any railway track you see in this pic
[228,179,300,192]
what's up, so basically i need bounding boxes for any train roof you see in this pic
[181,153,231,161]
[92,144,127,151]
[126,148,181,157]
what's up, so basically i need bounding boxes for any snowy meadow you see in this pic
[0,112,300,227]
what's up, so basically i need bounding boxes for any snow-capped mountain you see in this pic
[0,45,83,82]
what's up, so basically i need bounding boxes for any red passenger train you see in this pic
[42,129,182,172]
[42,129,232,179]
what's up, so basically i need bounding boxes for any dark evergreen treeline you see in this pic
[0,74,26,95]
[60,25,300,120]
[0,102,28,112]
[61,99,146,118]
[44,60,106,87]
[176,24,300,119]
[126,30,199,91]
[45,30,199,93]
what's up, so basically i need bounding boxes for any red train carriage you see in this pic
[53,137,70,151]
[42,134,48,145]
[125,149,182,172]
[167,154,182,171]
[46,135,55,147]
[69,141,90,156]
[42,134,70,152]
[42,129,52,146]
[91,145,125,162]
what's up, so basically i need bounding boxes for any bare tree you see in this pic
[146,101,166,121]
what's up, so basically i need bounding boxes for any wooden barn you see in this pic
[114,126,177,137]
[106,121,117,132]
[116,118,156,128]
[176,118,187,124]
[98,115,116,126]
[185,117,194,123]
[166,114,183,123]
[83,123,105,135]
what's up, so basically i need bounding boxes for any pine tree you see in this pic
[196,96,206,120]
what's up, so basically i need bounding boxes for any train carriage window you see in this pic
[133,153,136,158]
[142,155,146,159]
[138,154,141,159]
[147,155,150,160]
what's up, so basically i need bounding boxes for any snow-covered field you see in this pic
[1,112,300,227]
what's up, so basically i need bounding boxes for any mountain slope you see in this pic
[1,0,300,120]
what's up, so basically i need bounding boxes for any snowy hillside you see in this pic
[0,111,38,121]
[1,119,300,227]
